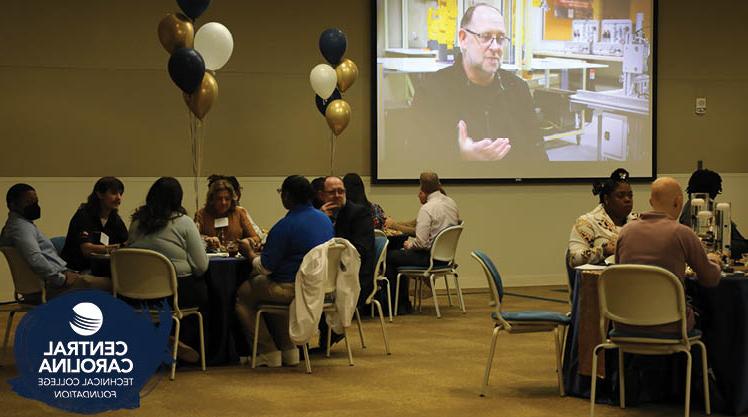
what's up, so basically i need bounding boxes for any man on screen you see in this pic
[412,3,546,163]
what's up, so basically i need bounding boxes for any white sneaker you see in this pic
[254,350,282,368]
[282,348,300,366]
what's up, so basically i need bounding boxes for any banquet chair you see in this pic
[252,242,355,373]
[355,236,392,355]
[472,250,569,397]
[110,248,206,381]
[0,247,46,365]
[395,224,465,318]
[564,250,576,305]
[590,265,710,417]
[50,236,66,255]
[371,235,393,322]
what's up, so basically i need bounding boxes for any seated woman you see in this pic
[61,177,128,275]
[568,168,638,267]
[343,173,387,230]
[207,174,265,240]
[195,178,260,255]
[311,176,326,209]
[127,177,208,361]
[680,168,748,259]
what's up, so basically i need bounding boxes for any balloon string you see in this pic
[189,110,197,214]
[187,107,207,215]
[330,131,336,175]
[196,118,205,215]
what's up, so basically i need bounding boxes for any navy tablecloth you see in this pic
[203,256,251,365]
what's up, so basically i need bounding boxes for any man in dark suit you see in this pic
[320,176,375,308]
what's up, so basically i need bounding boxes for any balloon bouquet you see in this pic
[157,0,233,211]
[311,29,358,174]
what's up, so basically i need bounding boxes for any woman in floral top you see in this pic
[568,168,638,267]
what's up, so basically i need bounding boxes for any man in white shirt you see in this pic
[385,172,460,313]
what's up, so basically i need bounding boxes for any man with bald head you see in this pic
[616,177,722,330]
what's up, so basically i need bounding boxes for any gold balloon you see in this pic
[183,72,218,120]
[158,13,194,54]
[335,58,358,92]
[325,99,351,135]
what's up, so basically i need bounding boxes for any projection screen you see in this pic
[373,0,656,182]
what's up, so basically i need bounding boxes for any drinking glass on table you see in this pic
[226,241,239,258]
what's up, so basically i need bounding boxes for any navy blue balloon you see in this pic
[168,48,205,94]
[315,89,342,116]
[177,0,211,20]
[319,28,347,66]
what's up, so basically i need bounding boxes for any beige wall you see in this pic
[1,173,747,303]
[0,0,371,177]
[1,0,747,175]
[1,1,747,299]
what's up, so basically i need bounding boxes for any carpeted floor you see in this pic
[0,287,700,416]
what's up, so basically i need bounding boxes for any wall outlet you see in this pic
[695,97,707,115]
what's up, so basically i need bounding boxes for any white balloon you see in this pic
[310,64,337,99]
[194,22,234,71]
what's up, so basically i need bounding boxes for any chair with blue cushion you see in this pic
[355,236,391,354]
[50,236,66,255]
[590,264,710,417]
[371,236,393,323]
[472,250,569,397]
[395,224,465,318]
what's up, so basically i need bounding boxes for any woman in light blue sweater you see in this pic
[128,177,208,361]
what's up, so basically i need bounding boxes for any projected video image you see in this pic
[374,0,654,181]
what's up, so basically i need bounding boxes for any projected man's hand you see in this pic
[457,120,511,161]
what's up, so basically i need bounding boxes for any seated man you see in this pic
[616,177,722,331]
[319,176,375,309]
[0,184,110,303]
[385,172,460,313]
[234,175,334,367]
[679,168,748,259]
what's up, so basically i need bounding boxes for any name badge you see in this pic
[214,217,229,228]
[99,232,110,246]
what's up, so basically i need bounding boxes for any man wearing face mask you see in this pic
[0,183,111,303]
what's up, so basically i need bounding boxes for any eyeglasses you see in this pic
[463,28,510,46]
